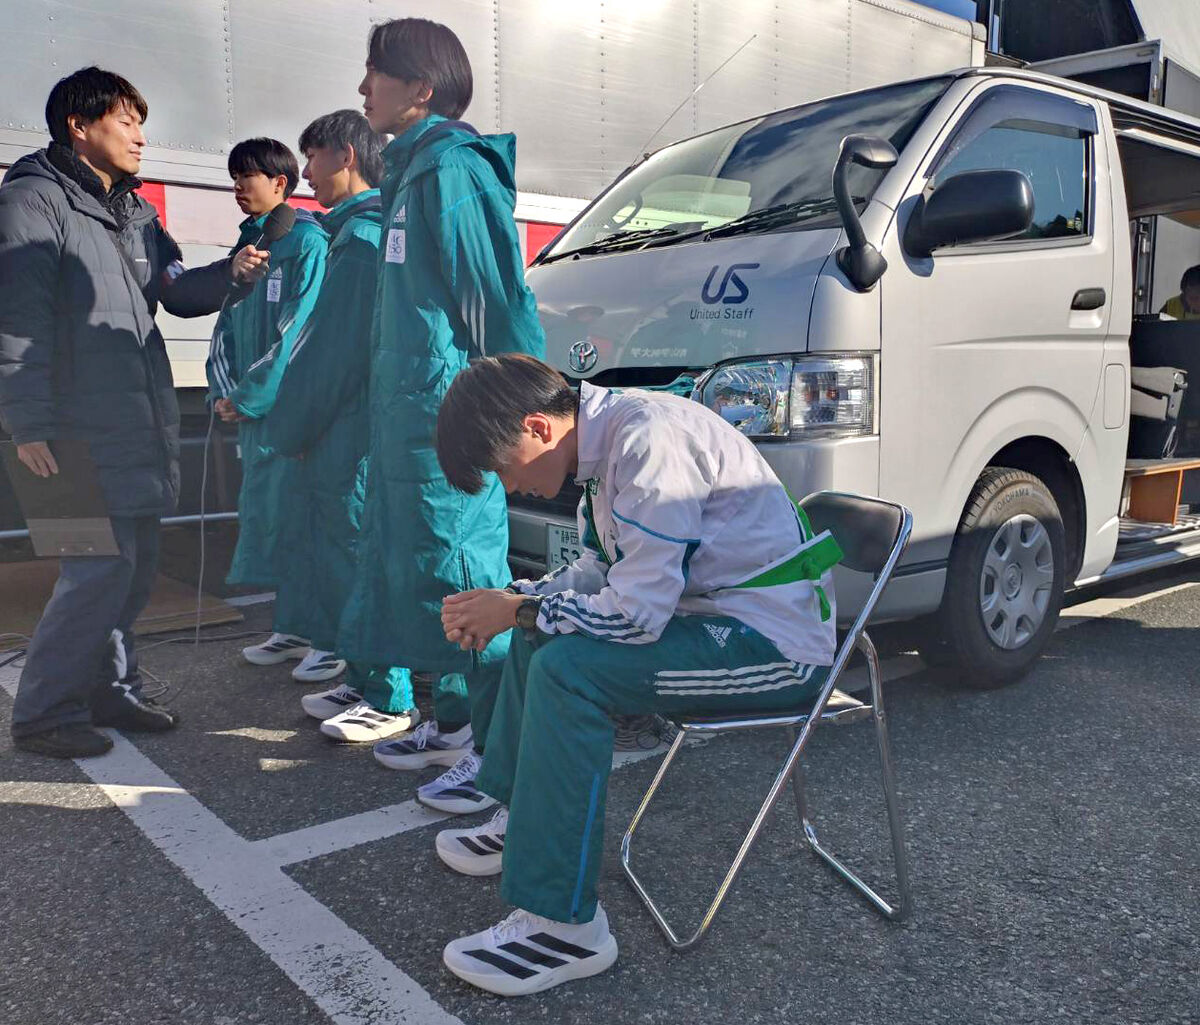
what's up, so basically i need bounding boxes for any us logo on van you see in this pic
[701,263,759,305]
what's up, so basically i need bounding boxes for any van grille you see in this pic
[571,366,698,389]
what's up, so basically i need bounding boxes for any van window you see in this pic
[931,85,1098,242]
[543,76,952,261]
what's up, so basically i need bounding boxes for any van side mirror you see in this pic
[833,134,899,293]
[904,169,1035,258]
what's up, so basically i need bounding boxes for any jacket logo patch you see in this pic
[704,624,732,648]
[394,204,406,224]
[266,268,283,303]
[386,227,406,264]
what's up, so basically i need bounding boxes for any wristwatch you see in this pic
[515,596,543,631]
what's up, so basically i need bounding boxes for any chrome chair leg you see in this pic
[622,621,913,948]
[796,632,912,920]
[791,743,809,829]
[622,718,818,950]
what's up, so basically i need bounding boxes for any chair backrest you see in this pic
[799,491,904,576]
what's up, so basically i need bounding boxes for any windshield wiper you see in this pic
[704,197,859,240]
[540,222,707,263]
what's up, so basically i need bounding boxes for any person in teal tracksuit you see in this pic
[432,355,841,997]
[206,138,328,653]
[344,18,545,802]
[259,111,386,696]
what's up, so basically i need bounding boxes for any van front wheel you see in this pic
[940,467,1066,687]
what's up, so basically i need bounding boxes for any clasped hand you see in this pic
[213,397,246,423]
[441,589,525,652]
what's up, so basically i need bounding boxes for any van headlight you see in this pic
[694,354,876,440]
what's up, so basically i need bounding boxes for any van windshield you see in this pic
[543,76,952,261]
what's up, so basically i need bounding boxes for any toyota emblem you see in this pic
[568,339,599,374]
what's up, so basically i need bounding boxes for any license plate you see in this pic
[546,523,582,571]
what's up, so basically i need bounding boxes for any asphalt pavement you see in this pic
[1,573,1197,1025]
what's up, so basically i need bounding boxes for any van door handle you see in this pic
[1071,287,1107,310]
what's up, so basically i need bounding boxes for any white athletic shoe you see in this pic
[242,633,310,666]
[291,649,347,683]
[417,751,497,815]
[443,903,618,997]
[436,806,507,876]
[319,702,420,743]
[301,683,365,721]
[374,720,474,771]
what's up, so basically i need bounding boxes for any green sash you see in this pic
[731,503,842,621]
[585,481,841,620]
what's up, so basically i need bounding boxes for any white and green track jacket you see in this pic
[512,382,841,666]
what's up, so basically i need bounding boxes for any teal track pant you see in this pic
[474,615,828,925]
[352,661,503,747]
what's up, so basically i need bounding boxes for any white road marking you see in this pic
[1,669,460,1025]
[255,799,452,868]
[257,747,681,868]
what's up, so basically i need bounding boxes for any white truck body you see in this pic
[0,0,983,390]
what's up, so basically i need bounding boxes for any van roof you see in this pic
[959,66,1200,148]
[643,65,1200,166]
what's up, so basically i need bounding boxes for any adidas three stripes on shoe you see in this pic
[242,633,310,666]
[319,702,419,742]
[443,903,618,996]
[436,806,507,876]
[416,751,497,815]
[373,720,473,770]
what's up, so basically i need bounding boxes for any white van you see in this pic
[515,67,1200,684]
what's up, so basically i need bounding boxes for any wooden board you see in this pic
[1125,457,1200,477]
[0,560,242,651]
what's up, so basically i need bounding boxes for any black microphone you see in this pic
[253,201,296,248]
[223,202,296,303]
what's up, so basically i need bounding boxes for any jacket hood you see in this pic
[236,205,326,250]
[319,188,382,236]
[3,148,156,229]
[383,116,518,196]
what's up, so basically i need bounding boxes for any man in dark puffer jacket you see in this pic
[0,67,270,759]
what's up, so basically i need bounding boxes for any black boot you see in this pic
[92,681,180,732]
[13,723,114,759]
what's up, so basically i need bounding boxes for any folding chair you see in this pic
[620,490,914,949]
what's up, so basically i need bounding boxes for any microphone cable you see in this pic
[195,401,216,647]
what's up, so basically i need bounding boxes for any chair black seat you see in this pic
[799,492,903,575]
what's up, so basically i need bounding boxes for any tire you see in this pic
[938,467,1066,687]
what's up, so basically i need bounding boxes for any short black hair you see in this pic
[228,137,300,198]
[367,18,473,120]
[298,110,385,187]
[1182,265,1200,291]
[436,355,579,494]
[45,66,148,147]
